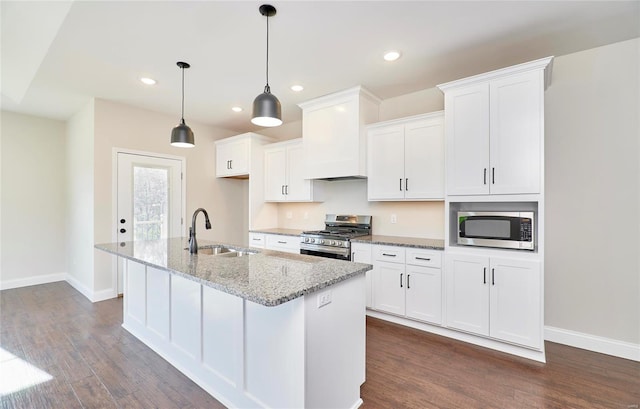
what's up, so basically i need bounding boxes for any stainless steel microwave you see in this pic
[457,211,535,250]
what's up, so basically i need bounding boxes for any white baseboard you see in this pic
[545,326,640,362]
[65,275,116,302]
[65,274,93,300]
[93,287,117,302]
[0,273,66,290]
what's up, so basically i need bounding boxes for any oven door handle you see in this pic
[300,243,350,257]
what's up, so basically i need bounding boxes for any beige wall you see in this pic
[91,99,242,293]
[545,38,640,344]
[0,111,67,287]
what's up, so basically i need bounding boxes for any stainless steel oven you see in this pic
[300,215,372,260]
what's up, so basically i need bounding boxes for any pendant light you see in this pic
[171,61,195,147]
[251,4,282,127]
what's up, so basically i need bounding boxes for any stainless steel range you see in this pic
[300,214,372,260]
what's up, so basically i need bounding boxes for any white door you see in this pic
[405,265,442,325]
[489,70,542,194]
[489,257,542,348]
[116,152,184,293]
[404,117,444,199]
[285,143,312,201]
[372,261,405,316]
[264,147,287,201]
[445,83,490,195]
[445,253,490,335]
[367,125,405,200]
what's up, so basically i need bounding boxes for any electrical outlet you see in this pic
[390,214,397,224]
[286,211,293,219]
[317,291,332,308]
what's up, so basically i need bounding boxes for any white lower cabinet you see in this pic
[445,253,541,349]
[371,245,442,325]
[351,242,373,308]
[248,232,266,249]
[265,234,300,254]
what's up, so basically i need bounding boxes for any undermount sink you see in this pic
[187,246,257,257]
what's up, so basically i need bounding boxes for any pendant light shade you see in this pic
[171,61,195,147]
[251,4,282,127]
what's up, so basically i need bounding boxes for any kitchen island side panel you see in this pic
[122,258,365,409]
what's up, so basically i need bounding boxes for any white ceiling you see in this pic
[2,1,639,134]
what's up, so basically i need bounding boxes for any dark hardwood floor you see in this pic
[1,282,638,409]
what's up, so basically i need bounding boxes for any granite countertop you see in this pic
[249,228,305,236]
[352,235,445,250]
[95,238,371,307]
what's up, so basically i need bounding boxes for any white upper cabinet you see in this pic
[367,112,444,201]
[215,133,274,178]
[264,139,323,202]
[438,57,552,196]
[298,86,380,180]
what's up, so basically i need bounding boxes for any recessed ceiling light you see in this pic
[232,106,243,113]
[383,51,401,62]
[140,77,157,85]
[290,84,304,92]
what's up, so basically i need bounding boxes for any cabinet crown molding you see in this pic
[214,132,275,145]
[297,85,381,110]
[437,56,554,92]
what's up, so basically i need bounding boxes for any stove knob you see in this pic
[304,237,310,243]
[330,240,336,246]
[318,239,324,245]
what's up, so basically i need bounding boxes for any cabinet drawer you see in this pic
[248,233,266,249]
[406,249,441,268]
[373,246,406,264]
[265,234,300,253]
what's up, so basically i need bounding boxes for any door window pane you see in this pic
[133,166,169,240]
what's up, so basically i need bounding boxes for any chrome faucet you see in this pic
[189,208,211,254]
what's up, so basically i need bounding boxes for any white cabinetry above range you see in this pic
[367,112,444,201]
[264,139,324,202]
[298,86,380,180]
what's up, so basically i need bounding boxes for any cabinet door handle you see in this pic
[400,273,403,288]
[277,241,287,244]
[407,274,411,289]
[285,185,289,195]
[483,267,487,284]
[399,178,403,191]
[252,238,261,241]
[382,253,397,257]
[229,159,233,169]
[483,168,487,185]
[281,185,285,195]
[405,178,408,191]
[492,168,495,185]
[415,257,431,261]
[492,268,495,285]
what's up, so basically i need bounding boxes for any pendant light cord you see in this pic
[265,12,270,93]
[181,66,185,123]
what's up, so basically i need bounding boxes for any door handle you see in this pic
[399,178,403,191]
[405,178,408,191]
[492,268,495,285]
[382,253,397,257]
[483,168,487,185]
[492,168,495,185]
[229,159,233,169]
[281,185,285,195]
[400,273,403,288]
[407,274,410,289]
[483,267,486,284]
[285,185,289,195]
[415,257,431,261]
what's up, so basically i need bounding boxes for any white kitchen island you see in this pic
[96,238,371,409]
